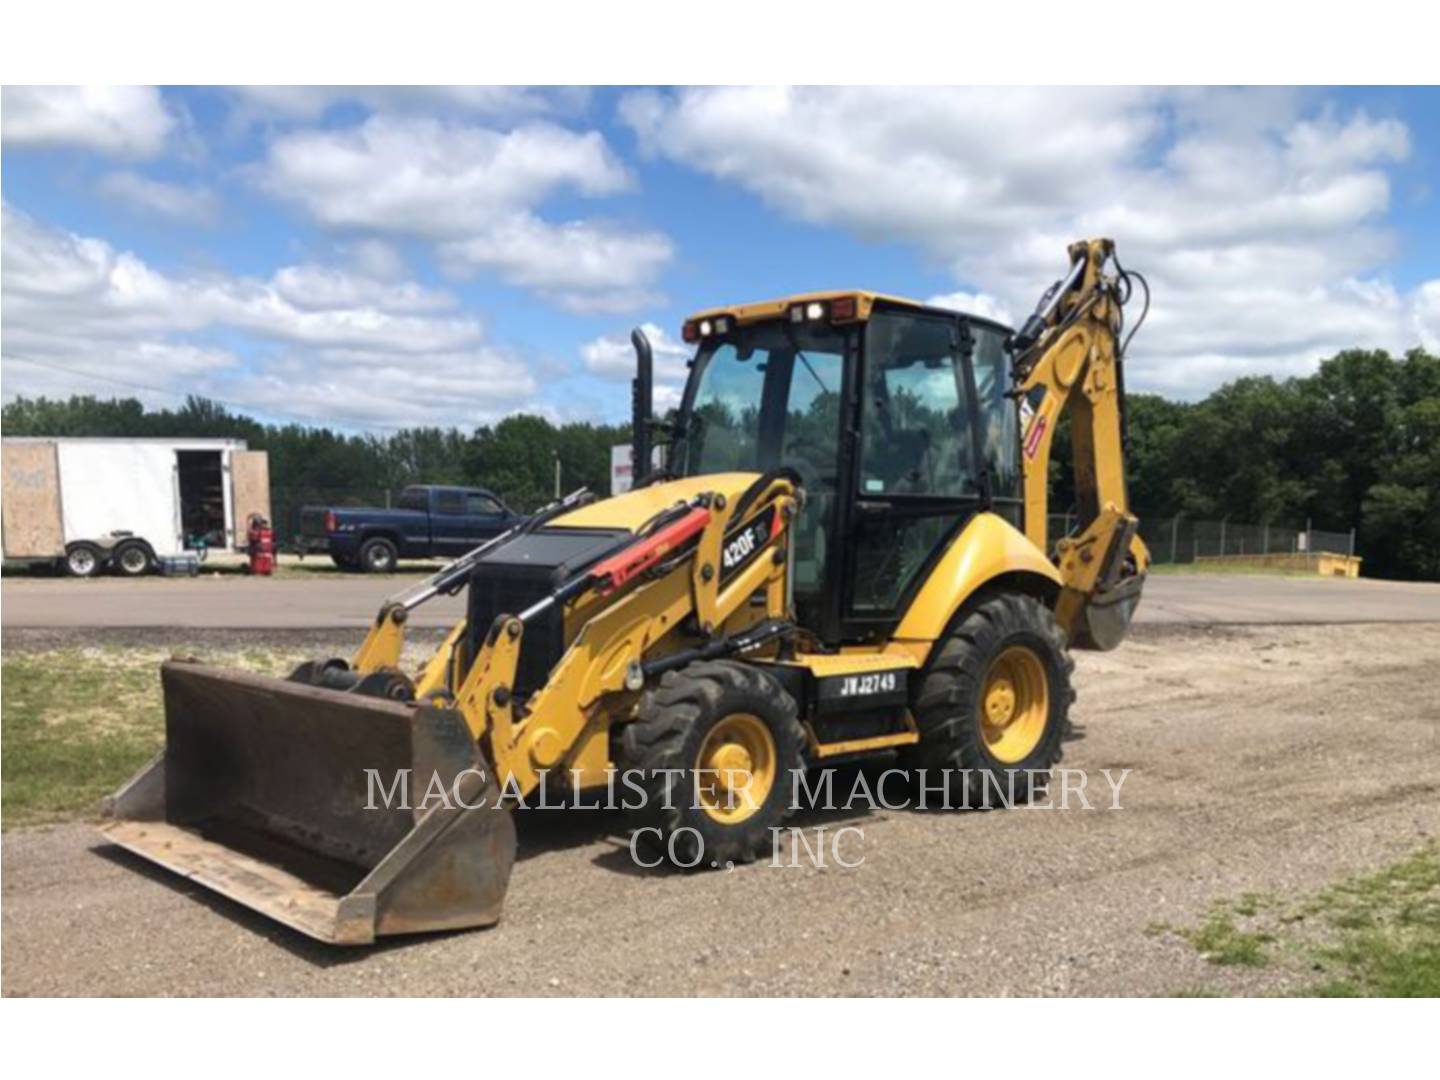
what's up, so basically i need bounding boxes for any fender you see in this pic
[891,512,1061,651]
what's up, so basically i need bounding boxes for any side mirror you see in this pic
[630,327,653,485]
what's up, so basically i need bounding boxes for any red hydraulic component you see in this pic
[245,513,275,576]
[591,506,712,594]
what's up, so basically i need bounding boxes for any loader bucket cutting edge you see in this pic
[98,660,516,945]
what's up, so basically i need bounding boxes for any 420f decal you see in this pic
[720,505,777,581]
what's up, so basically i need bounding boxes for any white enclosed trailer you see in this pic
[1,437,270,576]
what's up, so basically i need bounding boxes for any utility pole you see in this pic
[553,451,561,499]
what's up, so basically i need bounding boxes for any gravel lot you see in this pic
[4,620,1437,996]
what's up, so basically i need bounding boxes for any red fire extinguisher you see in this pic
[245,513,275,576]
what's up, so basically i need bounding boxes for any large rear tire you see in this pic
[619,660,806,869]
[903,591,1074,808]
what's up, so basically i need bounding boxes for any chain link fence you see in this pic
[1048,511,1357,566]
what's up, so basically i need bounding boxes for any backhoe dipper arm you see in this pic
[1012,238,1150,651]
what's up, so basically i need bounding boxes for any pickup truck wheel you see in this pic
[64,542,103,578]
[113,540,153,577]
[358,537,398,574]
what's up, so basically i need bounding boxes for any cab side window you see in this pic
[970,324,1020,502]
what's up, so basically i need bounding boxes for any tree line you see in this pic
[3,346,1436,579]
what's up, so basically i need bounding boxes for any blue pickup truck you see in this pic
[298,484,519,572]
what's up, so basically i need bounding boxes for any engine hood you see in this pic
[550,472,761,533]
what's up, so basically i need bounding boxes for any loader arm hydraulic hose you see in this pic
[351,486,594,674]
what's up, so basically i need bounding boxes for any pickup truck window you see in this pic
[434,490,466,515]
[398,487,428,512]
[466,493,502,516]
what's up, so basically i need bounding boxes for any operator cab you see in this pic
[668,292,1021,645]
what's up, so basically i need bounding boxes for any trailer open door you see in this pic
[1,440,64,559]
[230,450,271,549]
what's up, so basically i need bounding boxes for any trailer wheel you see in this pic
[358,537,398,574]
[902,591,1074,808]
[64,542,103,578]
[619,660,806,869]
[112,540,153,577]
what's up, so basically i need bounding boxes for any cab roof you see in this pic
[683,289,1012,333]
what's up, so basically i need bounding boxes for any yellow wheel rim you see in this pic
[979,645,1050,764]
[695,713,776,824]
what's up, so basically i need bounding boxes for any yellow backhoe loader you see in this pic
[101,238,1150,944]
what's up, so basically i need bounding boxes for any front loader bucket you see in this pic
[99,660,515,946]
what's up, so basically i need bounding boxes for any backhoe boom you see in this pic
[1012,238,1149,649]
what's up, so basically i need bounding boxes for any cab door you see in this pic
[837,308,985,640]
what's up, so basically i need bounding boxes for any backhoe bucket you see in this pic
[99,660,515,945]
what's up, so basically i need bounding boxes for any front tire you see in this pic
[358,537,398,574]
[619,660,806,868]
[64,543,102,578]
[903,592,1074,807]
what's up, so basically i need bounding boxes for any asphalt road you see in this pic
[5,621,1438,996]
[4,569,1440,629]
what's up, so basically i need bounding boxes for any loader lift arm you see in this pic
[1010,238,1150,650]
[348,486,596,676]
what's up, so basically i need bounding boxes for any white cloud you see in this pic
[259,116,631,236]
[440,214,674,313]
[623,87,1431,396]
[269,264,455,314]
[1412,281,1440,353]
[926,291,1014,326]
[256,114,670,314]
[581,322,690,409]
[1,205,536,428]
[343,238,408,281]
[2,86,173,157]
[97,170,219,224]
[228,86,587,123]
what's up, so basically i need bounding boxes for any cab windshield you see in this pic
[677,317,849,624]
[678,320,847,479]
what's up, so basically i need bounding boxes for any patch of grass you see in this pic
[1,649,165,828]
[1160,846,1440,996]
[1299,847,1440,996]
[2,641,437,828]
[1176,910,1275,967]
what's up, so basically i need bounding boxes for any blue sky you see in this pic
[3,86,1437,431]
